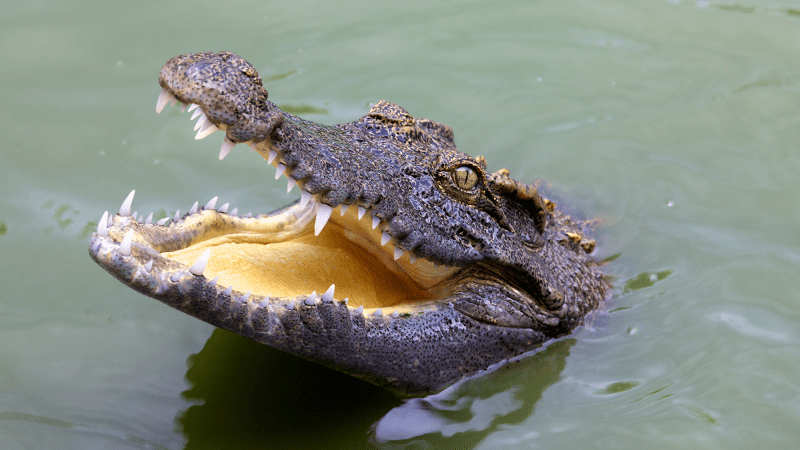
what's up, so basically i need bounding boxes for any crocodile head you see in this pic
[89,51,607,396]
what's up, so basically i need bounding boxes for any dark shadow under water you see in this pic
[178,329,574,449]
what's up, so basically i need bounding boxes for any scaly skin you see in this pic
[88,51,608,396]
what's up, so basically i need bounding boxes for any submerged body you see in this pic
[89,51,608,396]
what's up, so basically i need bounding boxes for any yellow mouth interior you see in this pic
[162,202,458,311]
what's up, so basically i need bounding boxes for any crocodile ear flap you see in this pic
[487,172,547,234]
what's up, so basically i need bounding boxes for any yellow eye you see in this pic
[454,165,479,190]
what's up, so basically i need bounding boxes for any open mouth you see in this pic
[90,89,461,317]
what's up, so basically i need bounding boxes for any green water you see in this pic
[2,0,799,448]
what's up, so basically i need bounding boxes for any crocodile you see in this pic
[88,51,608,397]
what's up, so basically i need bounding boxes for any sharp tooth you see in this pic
[172,210,180,223]
[157,217,169,226]
[372,215,380,229]
[180,102,188,113]
[393,246,405,260]
[343,298,349,305]
[258,298,269,308]
[287,300,296,310]
[145,212,153,224]
[287,177,296,193]
[195,122,219,140]
[219,138,235,160]
[223,286,233,296]
[381,231,391,246]
[209,275,219,287]
[219,202,229,213]
[170,97,177,107]
[304,291,318,306]
[275,163,285,179]
[300,190,312,208]
[190,109,203,121]
[187,103,199,113]
[97,211,109,236]
[315,203,333,236]
[357,206,366,219]
[322,284,335,302]
[355,305,364,314]
[240,291,250,303]
[204,196,218,210]
[391,310,400,318]
[189,201,198,215]
[243,212,252,218]
[373,309,383,317]
[107,214,113,228]
[193,114,206,131]
[118,230,134,256]
[339,204,349,216]
[230,207,238,216]
[189,249,211,276]
[119,190,135,216]
[156,88,174,113]
[131,211,137,221]
[409,254,418,264]
[268,150,277,164]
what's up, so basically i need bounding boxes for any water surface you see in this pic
[2,0,800,448]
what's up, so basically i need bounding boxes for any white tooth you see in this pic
[131,211,137,221]
[322,284,335,302]
[189,249,211,276]
[204,196,218,210]
[173,210,180,222]
[219,138,235,160]
[107,215,113,228]
[268,150,277,164]
[304,291,317,306]
[193,114,206,131]
[393,246,405,260]
[187,103,199,113]
[315,203,333,236]
[119,190,135,216]
[343,298,349,305]
[243,212,252,218]
[145,212,153,224]
[373,308,383,317]
[300,190,312,208]
[189,201,198,215]
[240,291,250,303]
[339,204,349,216]
[230,207,238,216]
[391,310,400,318]
[287,300,296,310]
[209,276,219,287]
[157,217,169,226]
[287,177,296,193]
[275,163,285,180]
[97,211,109,236]
[156,88,173,113]
[355,305,364,314]
[219,203,229,213]
[170,97,177,107]
[372,215,380,229]
[258,298,269,308]
[190,109,203,121]
[223,286,233,296]
[357,206,366,219]
[195,122,219,140]
[409,254,418,264]
[381,231,391,246]
[144,260,153,272]
[118,230,134,256]
[180,102,188,113]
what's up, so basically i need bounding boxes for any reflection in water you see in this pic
[178,330,575,449]
[178,329,400,450]
[371,339,575,446]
